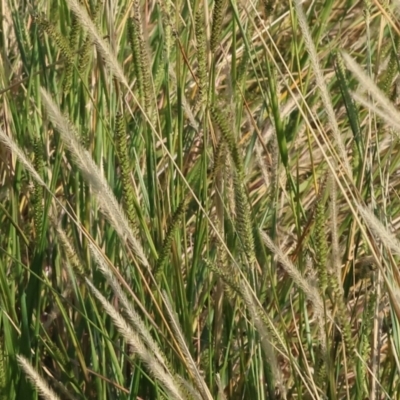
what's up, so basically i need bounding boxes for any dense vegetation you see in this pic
[1,0,400,398]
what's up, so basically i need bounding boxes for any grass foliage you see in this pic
[2,0,400,398]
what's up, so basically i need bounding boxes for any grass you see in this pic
[1,0,400,398]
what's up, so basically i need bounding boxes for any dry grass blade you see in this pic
[239,283,284,397]
[351,91,400,133]
[40,88,149,269]
[328,174,341,281]
[260,230,326,318]
[85,279,186,400]
[0,128,46,187]
[64,0,128,88]
[88,243,171,374]
[17,356,62,400]
[294,0,352,177]
[342,51,400,130]
[358,206,400,257]
[161,291,213,400]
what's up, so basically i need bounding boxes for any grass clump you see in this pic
[3,0,400,399]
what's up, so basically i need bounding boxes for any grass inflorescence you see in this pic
[2,0,400,399]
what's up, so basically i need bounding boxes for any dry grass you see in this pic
[1,0,400,399]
